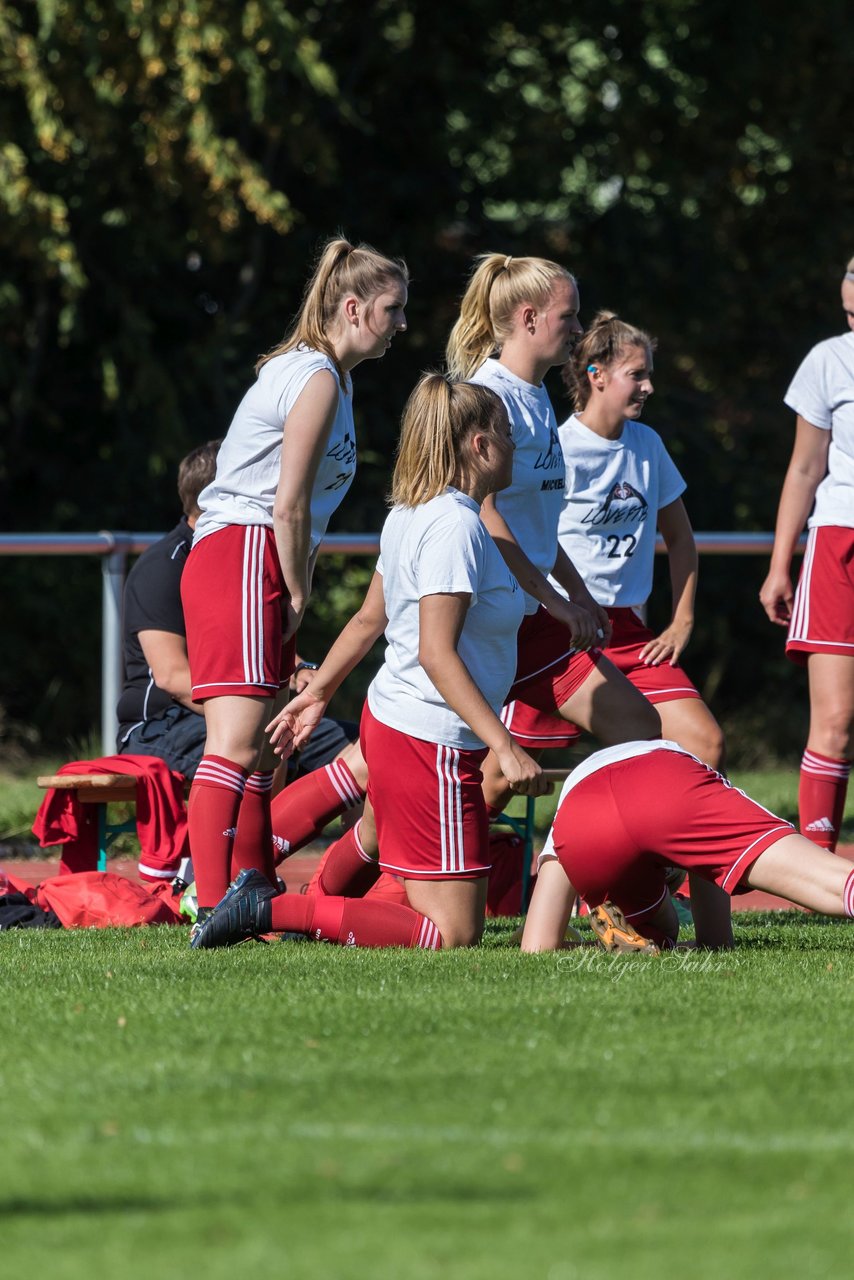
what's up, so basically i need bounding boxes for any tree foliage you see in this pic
[1,0,852,755]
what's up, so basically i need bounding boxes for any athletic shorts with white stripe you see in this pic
[360,702,492,880]
[181,524,296,698]
[547,748,794,923]
[786,525,854,665]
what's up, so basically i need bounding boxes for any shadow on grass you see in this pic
[2,1192,192,1218]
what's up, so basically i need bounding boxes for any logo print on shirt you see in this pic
[581,481,649,527]
[533,427,563,473]
[327,432,356,465]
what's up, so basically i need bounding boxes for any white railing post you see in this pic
[100,540,127,756]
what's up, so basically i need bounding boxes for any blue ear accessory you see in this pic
[587,364,597,373]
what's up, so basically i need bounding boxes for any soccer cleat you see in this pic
[188,905,213,946]
[190,869,278,949]
[590,901,660,955]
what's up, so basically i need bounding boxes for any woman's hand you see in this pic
[639,617,693,666]
[266,689,327,756]
[548,597,605,652]
[759,567,794,626]
[494,740,553,797]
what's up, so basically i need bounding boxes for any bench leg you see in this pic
[97,805,108,873]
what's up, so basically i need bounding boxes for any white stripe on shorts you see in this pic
[789,527,816,643]
[241,526,265,685]
[436,744,464,873]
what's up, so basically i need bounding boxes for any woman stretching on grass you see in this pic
[192,374,549,950]
[519,740,854,954]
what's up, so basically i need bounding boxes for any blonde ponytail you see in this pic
[391,373,504,507]
[256,236,409,384]
[446,252,575,378]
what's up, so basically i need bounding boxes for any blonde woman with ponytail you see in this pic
[182,236,408,933]
[193,374,548,951]
[447,254,660,819]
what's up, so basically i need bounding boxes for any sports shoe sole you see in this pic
[590,902,660,955]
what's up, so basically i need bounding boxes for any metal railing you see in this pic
[0,530,797,754]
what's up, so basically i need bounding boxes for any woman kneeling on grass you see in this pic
[192,374,550,951]
[520,740,854,954]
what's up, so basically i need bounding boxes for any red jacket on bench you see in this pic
[33,755,189,880]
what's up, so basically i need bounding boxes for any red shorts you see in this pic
[786,526,854,665]
[181,525,296,699]
[500,699,581,749]
[604,608,701,702]
[501,607,700,748]
[508,607,603,714]
[550,749,794,922]
[361,703,491,881]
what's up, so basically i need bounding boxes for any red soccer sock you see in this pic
[231,770,277,884]
[270,757,365,861]
[318,822,381,898]
[188,755,248,908]
[265,893,441,949]
[799,750,851,851]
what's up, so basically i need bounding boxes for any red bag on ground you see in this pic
[0,868,39,902]
[34,871,185,928]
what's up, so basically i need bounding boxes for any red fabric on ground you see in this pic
[35,871,184,927]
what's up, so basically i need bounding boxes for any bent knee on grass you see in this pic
[404,877,487,949]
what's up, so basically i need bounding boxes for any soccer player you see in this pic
[760,255,854,851]
[546,310,724,769]
[445,254,661,817]
[192,374,549,950]
[519,740,854,953]
[181,237,409,925]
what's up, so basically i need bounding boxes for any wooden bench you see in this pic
[36,772,191,872]
[493,767,571,912]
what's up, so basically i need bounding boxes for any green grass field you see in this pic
[3,914,854,1278]
[3,760,854,1277]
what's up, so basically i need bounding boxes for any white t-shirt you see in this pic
[553,414,686,608]
[470,358,566,614]
[368,488,525,750]
[538,739,689,866]
[194,347,357,551]
[784,332,854,529]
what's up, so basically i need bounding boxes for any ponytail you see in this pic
[391,373,504,507]
[563,311,655,412]
[446,253,575,378]
[257,235,409,385]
